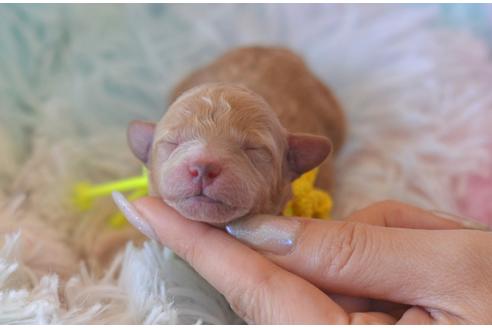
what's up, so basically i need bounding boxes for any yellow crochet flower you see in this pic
[282,167,333,219]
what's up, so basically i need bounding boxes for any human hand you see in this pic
[112,192,492,324]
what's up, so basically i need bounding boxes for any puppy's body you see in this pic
[128,46,346,225]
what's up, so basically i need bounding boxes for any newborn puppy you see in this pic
[128,47,346,225]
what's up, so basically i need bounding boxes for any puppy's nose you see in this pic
[189,162,222,184]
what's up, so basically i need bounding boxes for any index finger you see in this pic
[131,196,349,324]
[226,212,489,314]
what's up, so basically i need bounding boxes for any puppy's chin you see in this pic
[165,196,250,225]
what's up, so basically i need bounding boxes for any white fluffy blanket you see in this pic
[1,4,492,324]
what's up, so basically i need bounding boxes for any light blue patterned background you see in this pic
[0,4,490,174]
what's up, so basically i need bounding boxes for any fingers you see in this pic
[350,305,464,324]
[349,312,397,324]
[396,306,464,324]
[226,212,486,311]
[346,200,465,229]
[397,307,435,324]
[128,196,349,324]
[116,194,491,324]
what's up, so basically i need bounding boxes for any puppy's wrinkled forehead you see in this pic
[155,84,287,149]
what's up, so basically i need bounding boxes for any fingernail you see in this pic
[111,191,159,240]
[429,210,490,231]
[225,214,302,255]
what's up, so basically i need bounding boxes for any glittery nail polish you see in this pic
[226,214,302,255]
[112,191,159,240]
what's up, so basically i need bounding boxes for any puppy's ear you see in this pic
[127,120,156,165]
[287,133,332,177]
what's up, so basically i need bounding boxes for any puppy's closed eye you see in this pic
[243,145,261,151]
[163,140,179,146]
[242,145,272,163]
[158,140,179,156]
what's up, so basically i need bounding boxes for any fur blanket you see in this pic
[0,4,491,324]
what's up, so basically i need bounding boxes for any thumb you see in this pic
[225,213,480,312]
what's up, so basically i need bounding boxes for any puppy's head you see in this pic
[128,83,331,225]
